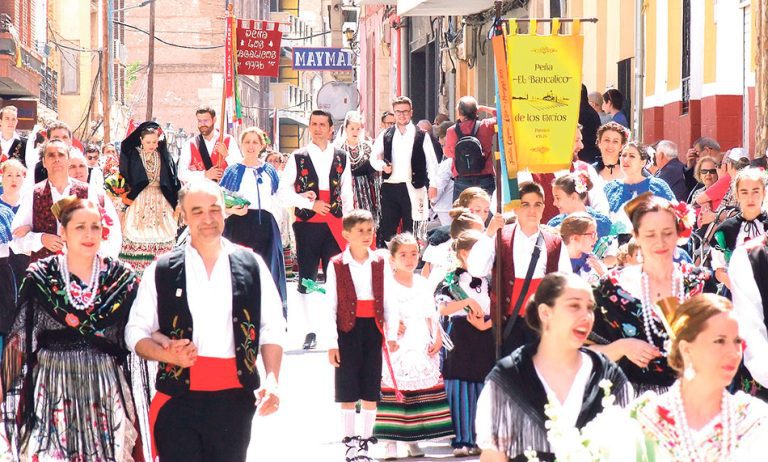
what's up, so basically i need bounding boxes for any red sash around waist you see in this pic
[306,190,345,251]
[356,299,375,318]
[149,356,242,459]
[508,277,543,316]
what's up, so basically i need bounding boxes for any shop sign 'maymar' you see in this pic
[292,47,353,71]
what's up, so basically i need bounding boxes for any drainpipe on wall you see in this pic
[633,0,644,142]
[399,18,409,97]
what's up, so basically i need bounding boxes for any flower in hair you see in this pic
[574,172,588,195]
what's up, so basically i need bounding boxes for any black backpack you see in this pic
[453,121,485,175]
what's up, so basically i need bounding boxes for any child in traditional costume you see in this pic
[435,230,495,457]
[374,233,453,459]
[325,210,398,462]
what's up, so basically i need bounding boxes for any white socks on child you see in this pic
[361,409,377,439]
[342,409,356,438]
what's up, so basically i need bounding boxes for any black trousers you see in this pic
[293,221,340,293]
[154,388,256,462]
[335,318,383,403]
[378,182,412,247]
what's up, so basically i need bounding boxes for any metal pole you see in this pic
[145,0,156,120]
[102,0,111,143]
[633,0,644,142]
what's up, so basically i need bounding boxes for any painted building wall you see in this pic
[643,0,755,153]
[52,0,102,135]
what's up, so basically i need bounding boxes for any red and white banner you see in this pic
[235,20,283,77]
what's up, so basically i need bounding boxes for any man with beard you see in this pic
[179,106,242,183]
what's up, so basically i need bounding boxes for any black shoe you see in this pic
[303,332,317,350]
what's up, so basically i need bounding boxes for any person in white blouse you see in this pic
[11,140,120,261]
[178,106,243,183]
[65,149,122,258]
[277,110,354,350]
[467,181,573,356]
[370,96,439,246]
[728,235,768,400]
[475,273,632,461]
[125,179,285,462]
[220,126,287,317]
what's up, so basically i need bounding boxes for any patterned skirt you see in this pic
[120,184,177,275]
[373,385,454,442]
[11,349,140,461]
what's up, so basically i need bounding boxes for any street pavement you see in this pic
[246,282,480,461]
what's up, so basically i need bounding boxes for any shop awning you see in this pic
[397,0,495,16]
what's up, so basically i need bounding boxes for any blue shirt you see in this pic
[611,111,630,129]
[548,207,613,238]
[604,177,676,213]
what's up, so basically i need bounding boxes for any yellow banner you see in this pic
[505,27,583,173]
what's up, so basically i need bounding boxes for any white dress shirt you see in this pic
[178,131,243,183]
[324,247,399,349]
[0,132,19,157]
[467,224,573,278]
[10,179,122,258]
[370,123,438,188]
[125,238,286,356]
[277,142,354,214]
[729,245,768,388]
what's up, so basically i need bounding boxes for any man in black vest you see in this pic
[278,109,354,350]
[371,96,438,247]
[126,178,285,462]
[0,105,28,166]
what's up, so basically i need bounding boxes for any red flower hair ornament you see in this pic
[98,206,114,241]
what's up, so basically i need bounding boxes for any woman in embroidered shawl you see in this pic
[220,127,287,316]
[1,197,143,461]
[589,193,709,394]
[475,273,631,462]
[621,294,768,461]
[119,121,180,275]
[338,111,381,227]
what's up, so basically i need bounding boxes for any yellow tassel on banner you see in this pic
[572,19,582,36]
[552,18,560,35]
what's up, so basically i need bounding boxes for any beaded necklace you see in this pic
[669,381,736,461]
[640,265,685,356]
[59,254,100,311]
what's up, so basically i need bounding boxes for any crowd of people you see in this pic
[0,81,766,462]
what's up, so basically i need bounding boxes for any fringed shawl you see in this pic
[486,343,631,461]
[2,256,140,447]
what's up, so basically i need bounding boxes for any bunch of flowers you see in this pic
[528,380,635,462]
